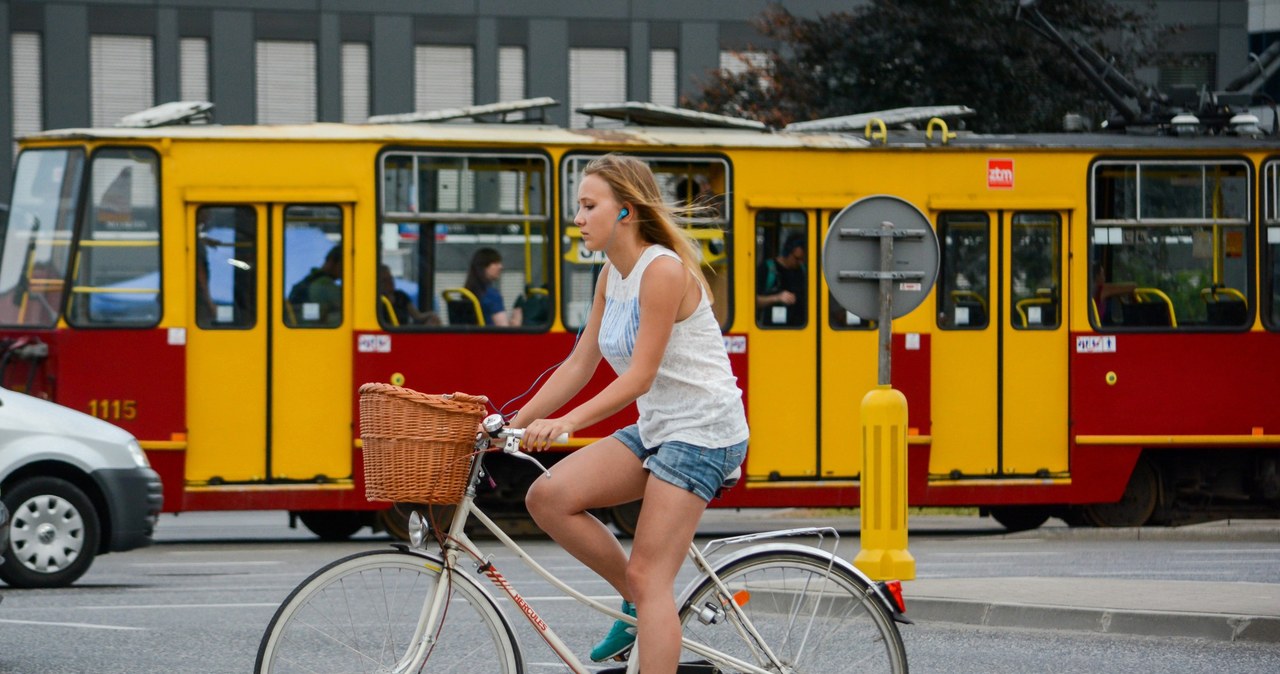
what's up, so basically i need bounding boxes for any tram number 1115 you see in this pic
[87,399,138,421]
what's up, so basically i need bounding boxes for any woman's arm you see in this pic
[521,257,686,450]
[508,268,609,430]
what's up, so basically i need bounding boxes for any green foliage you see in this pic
[693,0,1165,132]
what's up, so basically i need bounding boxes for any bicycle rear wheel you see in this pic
[256,549,522,674]
[678,548,907,673]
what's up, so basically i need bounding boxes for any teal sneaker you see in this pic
[590,599,637,662]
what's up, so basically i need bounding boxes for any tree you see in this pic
[692,0,1166,133]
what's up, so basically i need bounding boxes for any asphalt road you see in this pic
[0,510,1277,673]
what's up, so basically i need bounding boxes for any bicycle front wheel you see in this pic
[256,549,522,674]
[678,548,907,674]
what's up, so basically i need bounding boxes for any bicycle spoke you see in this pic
[257,551,522,674]
[679,550,907,674]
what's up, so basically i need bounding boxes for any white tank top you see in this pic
[598,245,749,448]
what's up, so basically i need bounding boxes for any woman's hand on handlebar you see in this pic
[522,417,573,452]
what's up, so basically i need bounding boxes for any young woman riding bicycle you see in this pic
[510,153,749,674]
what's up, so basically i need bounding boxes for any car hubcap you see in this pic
[10,495,84,573]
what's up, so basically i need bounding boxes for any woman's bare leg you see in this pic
[628,476,708,674]
[524,437,648,597]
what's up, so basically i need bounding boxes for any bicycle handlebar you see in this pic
[482,414,569,445]
[480,414,566,479]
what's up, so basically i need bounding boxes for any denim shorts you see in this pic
[611,424,748,502]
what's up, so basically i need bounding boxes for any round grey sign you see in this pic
[822,195,939,320]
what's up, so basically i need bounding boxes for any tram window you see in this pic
[1261,160,1280,330]
[1095,161,1251,222]
[0,148,85,327]
[427,223,549,328]
[1091,160,1252,330]
[561,154,733,330]
[379,151,551,330]
[1010,213,1061,330]
[195,206,257,329]
[754,210,807,329]
[936,212,990,330]
[1267,226,1280,330]
[384,153,547,218]
[283,205,344,328]
[66,148,161,328]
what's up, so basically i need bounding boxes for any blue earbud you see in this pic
[617,208,629,220]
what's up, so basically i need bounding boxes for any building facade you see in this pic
[0,1,1251,201]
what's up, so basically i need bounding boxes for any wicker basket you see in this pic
[358,383,489,505]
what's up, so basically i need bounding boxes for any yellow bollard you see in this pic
[854,384,916,580]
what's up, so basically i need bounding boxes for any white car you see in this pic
[0,388,162,588]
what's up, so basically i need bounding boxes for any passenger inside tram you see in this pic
[377,264,439,326]
[1092,262,1136,326]
[288,245,343,326]
[463,247,521,327]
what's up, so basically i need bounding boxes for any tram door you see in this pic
[186,204,269,483]
[184,203,352,485]
[1000,211,1069,475]
[747,209,819,479]
[270,204,352,482]
[929,210,1069,479]
[930,212,999,476]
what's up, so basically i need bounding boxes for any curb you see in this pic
[698,513,1280,543]
[1005,521,1280,543]
[906,598,1280,643]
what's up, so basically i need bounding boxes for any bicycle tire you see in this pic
[256,549,523,674]
[677,547,908,674]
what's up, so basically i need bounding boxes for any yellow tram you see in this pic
[1,103,1276,535]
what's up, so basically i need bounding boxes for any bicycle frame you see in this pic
[394,444,843,674]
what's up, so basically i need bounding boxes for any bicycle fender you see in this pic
[675,542,909,624]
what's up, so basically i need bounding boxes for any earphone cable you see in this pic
[496,255,603,420]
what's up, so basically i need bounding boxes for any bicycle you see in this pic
[256,387,910,673]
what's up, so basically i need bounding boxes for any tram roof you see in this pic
[932,131,1280,150]
[20,122,868,150]
[19,123,1280,152]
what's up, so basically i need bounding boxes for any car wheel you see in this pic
[0,476,101,588]
[988,505,1052,532]
[297,510,368,541]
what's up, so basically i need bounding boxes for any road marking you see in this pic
[131,560,284,567]
[1184,549,1280,555]
[928,551,1056,557]
[1165,558,1280,565]
[0,618,144,631]
[78,602,278,610]
[158,549,304,556]
[1075,570,1250,577]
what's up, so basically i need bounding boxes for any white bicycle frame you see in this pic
[393,432,848,674]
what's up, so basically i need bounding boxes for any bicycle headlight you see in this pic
[408,510,428,549]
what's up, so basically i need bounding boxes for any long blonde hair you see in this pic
[583,154,712,301]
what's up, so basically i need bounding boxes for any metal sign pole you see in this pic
[823,196,937,582]
[856,219,915,581]
[878,220,894,386]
